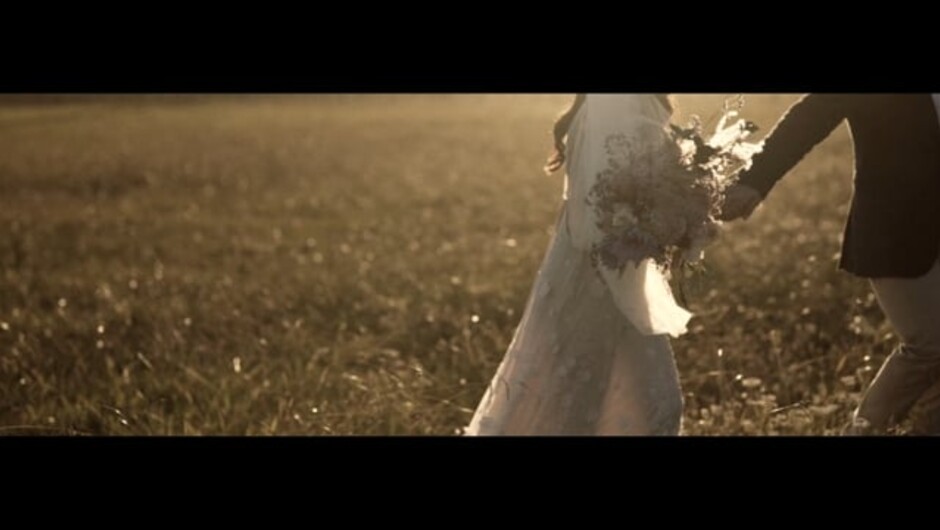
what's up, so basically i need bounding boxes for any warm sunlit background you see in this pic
[0,94,909,435]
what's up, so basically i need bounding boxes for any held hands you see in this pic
[719,183,763,221]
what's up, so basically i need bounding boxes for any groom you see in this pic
[720,94,940,434]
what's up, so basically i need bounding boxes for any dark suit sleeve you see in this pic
[737,94,853,198]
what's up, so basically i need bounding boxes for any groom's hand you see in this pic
[720,184,762,221]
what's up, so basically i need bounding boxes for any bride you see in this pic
[464,94,691,435]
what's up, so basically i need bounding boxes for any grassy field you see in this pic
[0,94,905,435]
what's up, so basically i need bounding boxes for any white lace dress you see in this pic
[465,95,687,435]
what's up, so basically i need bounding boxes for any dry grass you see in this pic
[0,94,895,435]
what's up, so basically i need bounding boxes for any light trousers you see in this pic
[852,258,940,433]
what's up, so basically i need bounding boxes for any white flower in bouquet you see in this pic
[587,95,763,274]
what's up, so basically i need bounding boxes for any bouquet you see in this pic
[587,95,763,274]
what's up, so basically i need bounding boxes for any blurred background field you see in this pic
[0,94,895,435]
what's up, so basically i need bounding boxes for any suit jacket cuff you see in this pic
[736,168,776,199]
